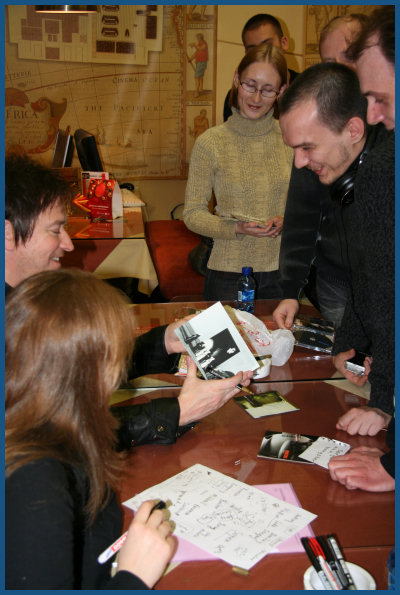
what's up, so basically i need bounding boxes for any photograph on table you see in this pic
[234,389,299,419]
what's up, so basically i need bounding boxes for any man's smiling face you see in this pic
[279,99,355,186]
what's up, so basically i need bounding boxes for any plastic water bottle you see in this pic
[236,267,256,313]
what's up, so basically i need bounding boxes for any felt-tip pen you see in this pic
[301,537,333,590]
[309,537,341,590]
[97,500,166,565]
[317,536,347,589]
[326,534,357,590]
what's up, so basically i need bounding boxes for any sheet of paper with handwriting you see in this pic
[123,463,316,570]
[298,437,350,468]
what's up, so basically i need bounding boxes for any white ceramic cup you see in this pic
[303,562,376,590]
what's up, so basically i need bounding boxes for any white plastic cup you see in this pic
[303,562,376,590]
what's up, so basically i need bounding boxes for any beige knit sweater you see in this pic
[184,108,293,273]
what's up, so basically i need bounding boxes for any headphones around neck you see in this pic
[330,125,378,206]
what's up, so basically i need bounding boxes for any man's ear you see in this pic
[280,35,289,52]
[346,116,365,144]
[5,220,16,250]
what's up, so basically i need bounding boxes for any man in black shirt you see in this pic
[277,63,394,431]
[274,10,394,492]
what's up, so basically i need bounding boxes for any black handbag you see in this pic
[188,235,213,276]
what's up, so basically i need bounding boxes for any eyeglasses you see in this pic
[239,81,279,98]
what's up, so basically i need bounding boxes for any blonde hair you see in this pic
[5,269,135,523]
[230,42,287,114]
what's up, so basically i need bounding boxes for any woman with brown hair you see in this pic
[5,269,175,589]
[184,42,293,301]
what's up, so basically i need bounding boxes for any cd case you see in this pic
[257,430,350,467]
[293,315,335,353]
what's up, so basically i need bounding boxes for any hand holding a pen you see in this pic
[178,357,253,425]
[116,500,176,588]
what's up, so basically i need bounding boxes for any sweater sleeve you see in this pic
[356,139,395,414]
[333,135,395,415]
[183,134,238,240]
[332,299,370,355]
[277,165,322,298]
[380,417,395,478]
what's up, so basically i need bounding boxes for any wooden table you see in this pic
[62,209,158,293]
[113,301,394,590]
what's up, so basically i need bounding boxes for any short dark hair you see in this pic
[242,13,284,45]
[5,154,74,245]
[346,5,395,66]
[280,62,367,133]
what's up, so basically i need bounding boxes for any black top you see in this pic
[6,458,149,589]
[278,124,394,417]
[278,162,351,300]
[332,130,395,416]
[278,124,391,299]
[5,321,189,589]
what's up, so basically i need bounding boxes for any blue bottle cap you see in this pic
[242,267,251,275]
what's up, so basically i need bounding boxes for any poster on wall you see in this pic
[5,5,217,180]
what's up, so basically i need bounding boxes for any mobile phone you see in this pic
[344,351,370,376]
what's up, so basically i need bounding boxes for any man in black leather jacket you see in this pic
[115,322,251,447]
[5,154,254,448]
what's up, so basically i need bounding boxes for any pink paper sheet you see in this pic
[171,483,315,563]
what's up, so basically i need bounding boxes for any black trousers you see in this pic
[203,268,281,302]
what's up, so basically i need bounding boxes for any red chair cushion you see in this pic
[145,220,204,300]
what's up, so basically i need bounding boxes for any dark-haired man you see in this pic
[274,62,394,449]
[327,5,395,492]
[5,154,75,295]
[223,13,297,121]
[346,5,395,131]
[5,154,253,447]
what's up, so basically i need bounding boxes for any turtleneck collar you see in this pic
[226,106,276,137]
